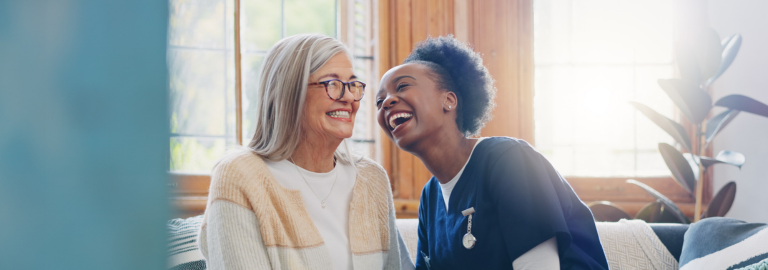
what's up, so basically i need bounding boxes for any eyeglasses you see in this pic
[309,79,366,101]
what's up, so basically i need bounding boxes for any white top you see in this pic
[439,137,486,211]
[265,159,357,270]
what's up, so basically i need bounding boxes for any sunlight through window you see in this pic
[534,0,678,177]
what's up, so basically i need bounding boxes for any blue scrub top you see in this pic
[415,137,608,269]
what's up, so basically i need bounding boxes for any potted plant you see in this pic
[589,28,768,223]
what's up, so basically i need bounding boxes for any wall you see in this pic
[708,0,768,223]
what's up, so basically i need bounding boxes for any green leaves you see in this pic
[714,95,768,118]
[630,102,692,152]
[588,201,631,222]
[706,109,740,146]
[658,79,712,124]
[704,151,746,169]
[704,181,737,218]
[658,143,696,195]
[675,27,723,85]
[658,141,744,197]
[620,29,761,224]
[626,179,690,224]
[635,201,685,223]
[706,34,742,87]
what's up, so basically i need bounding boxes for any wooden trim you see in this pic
[453,0,470,43]
[377,0,396,196]
[517,0,534,145]
[569,176,697,218]
[171,173,211,195]
[171,173,210,217]
[392,176,698,219]
[394,199,419,219]
[234,0,243,145]
[585,201,696,219]
[568,176,692,203]
[338,0,348,42]
[174,196,208,218]
[170,174,698,219]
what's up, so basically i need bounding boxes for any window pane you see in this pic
[168,0,234,173]
[169,0,227,49]
[242,54,265,140]
[285,0,336,37]
[534,0,676,177]
[242,0,282,51]
[169,0,376,172]
[169,49,227,136]
[240,0,342,144]
[170,137,228,172]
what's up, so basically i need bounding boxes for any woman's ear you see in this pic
[443,91,458,112]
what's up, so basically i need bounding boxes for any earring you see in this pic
[448,106,452,109]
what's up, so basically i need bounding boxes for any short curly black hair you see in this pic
[403,36,496,137]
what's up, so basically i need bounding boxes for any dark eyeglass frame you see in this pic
[308,79,366,101]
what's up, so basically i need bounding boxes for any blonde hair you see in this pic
[247,34,356,163]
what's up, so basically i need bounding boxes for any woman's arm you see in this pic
[199,200,272,269]
[512,237,560,270]
[199,156,273,269]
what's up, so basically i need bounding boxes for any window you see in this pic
[533,0,677,177]
[168,0,235,173]
[168,0,377,175]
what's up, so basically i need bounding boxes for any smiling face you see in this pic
[302,53,360,141]
[376,63,457,151]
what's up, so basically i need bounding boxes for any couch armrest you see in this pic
[396,219,419,264]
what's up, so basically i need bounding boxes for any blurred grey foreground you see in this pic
[0,1,170,269]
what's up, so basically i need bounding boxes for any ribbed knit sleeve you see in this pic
[198,151,275,269]
[352,158,413,270]
[199,200,273,269]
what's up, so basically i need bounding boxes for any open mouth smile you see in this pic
[388,112,413,132]
[327,109,352,121]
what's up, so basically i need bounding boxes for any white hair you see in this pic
[247,34,357,164]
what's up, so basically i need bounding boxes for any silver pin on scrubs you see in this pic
[461,207,476,249]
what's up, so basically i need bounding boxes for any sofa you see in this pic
[168,216,767,270]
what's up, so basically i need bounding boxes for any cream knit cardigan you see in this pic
[198,149,410,269]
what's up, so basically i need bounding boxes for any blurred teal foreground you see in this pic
[0,1,170,269]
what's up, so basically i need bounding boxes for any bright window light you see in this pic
[533,0,678,177]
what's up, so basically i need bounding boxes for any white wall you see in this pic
[708,0,768,223]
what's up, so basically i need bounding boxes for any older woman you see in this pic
[199,34,411,270]
[376,36,608,269]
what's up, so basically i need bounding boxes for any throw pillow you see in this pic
[735,258,768,270]
[168,215,207,270]
[680,217,768,270]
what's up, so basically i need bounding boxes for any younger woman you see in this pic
[376,36,608,269]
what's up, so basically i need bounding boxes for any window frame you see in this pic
[171,0,376,218]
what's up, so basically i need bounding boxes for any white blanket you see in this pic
[596,219,679,270]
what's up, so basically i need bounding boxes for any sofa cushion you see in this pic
[735,257,768,270]
[680,217,768,270]
[167,215,206,270]
[396,218,681,269]
[395,219,419,263]
[650,223,689,261]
